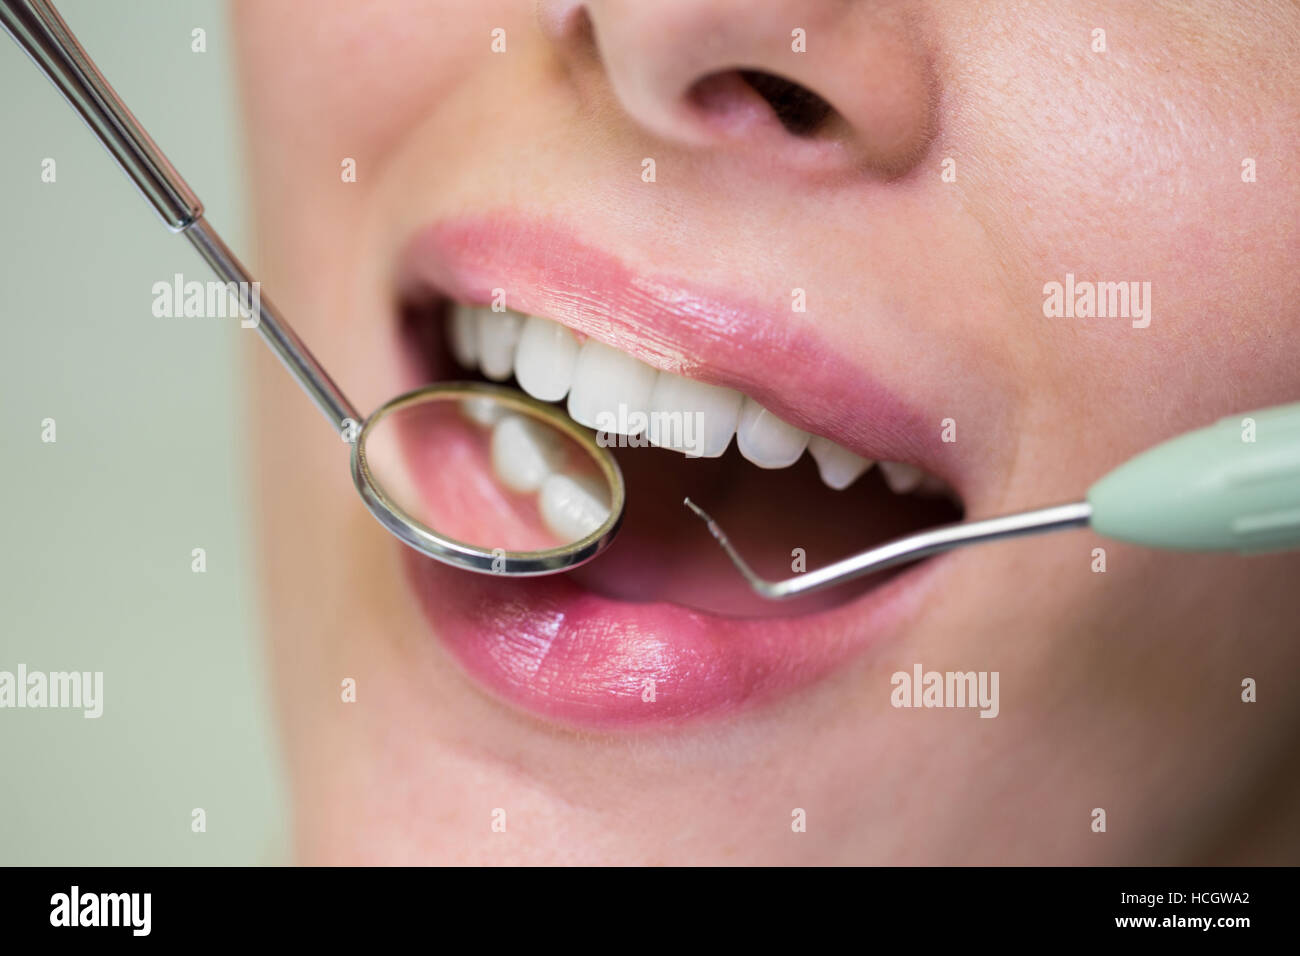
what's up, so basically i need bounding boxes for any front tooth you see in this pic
[879,460,925,493]
[448,304,479,369]
[490,413,565,493]
[736,397,809,468]
[807,436,873,490]
[566,340,657,433]
[460,395,506,428]
[514,315,579,402]
[477,308,524,381]
[539,472,611,541]
[646,372,742,458]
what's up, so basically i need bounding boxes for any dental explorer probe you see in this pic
[686,400,1300,599]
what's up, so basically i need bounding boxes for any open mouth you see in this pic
[387,215,968,726]
[400,295,964,618]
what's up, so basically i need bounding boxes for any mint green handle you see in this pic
[1087,401,1300,553]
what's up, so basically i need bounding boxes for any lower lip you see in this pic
[402,544,946,728]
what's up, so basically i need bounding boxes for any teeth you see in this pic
[490,413,565,493]
[736,397,809,468]
[477,308,524,381]
[646,372,742,458]
[566,339,658,433]
[444,305,954,501]
[515,315,580,402]
[878,460,925,494]
[448,305,479,368]
[807,436,873,490]
[459,395,506,428]
[539,472,611,541]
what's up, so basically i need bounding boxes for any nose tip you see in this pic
[538,0,938,177]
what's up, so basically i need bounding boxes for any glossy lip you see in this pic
[398,214,970,493]
[392,213,964,728]
[403,536,950,728]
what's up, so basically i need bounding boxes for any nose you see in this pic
[538,0,937,177]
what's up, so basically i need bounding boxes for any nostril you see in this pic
[689,69,836,138]
[737,70,834,137]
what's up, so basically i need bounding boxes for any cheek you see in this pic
[234,0,509,158]
[946,5,1300,411]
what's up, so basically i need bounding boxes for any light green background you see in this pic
[0,0,286,864]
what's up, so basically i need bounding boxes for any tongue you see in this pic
[569,443,961,618]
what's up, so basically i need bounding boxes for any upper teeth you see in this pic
[448,304,949,496]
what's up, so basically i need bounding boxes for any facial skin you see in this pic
[232,0,1300,863]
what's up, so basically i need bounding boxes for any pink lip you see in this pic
[404,545,946,728]
[393,214,961,728]
[399,214,966,486]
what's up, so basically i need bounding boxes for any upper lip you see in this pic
[396,212,967,495]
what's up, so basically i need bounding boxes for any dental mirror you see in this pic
[355,382,622,574]
[2,0,624,576]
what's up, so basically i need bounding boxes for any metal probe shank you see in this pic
[683,497,1093,599]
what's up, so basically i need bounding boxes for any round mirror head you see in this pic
[351,382,624,575]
